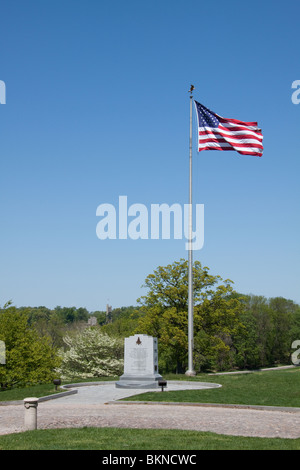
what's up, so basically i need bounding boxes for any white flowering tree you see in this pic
[58,328,124,379]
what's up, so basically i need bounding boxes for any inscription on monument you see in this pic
[129,348,148,372]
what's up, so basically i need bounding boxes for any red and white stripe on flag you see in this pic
[194,101,263,157]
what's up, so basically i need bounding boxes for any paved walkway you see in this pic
[58,380,221,405]
[1,381,300,439]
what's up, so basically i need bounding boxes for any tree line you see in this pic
[1,259,300,388]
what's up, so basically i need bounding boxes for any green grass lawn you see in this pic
[1,369,299,407]
[0,377,119,402]
[0,427,299,450]
[1,369,300,450]
[127,368,300,408]
[0,383,64,402]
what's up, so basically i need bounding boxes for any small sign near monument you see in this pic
[116,334,163,388]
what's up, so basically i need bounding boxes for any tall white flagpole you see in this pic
[186,85,196,376]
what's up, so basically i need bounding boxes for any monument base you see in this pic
[116,373,163,389]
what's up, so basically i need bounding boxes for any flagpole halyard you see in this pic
[186,85,196,377]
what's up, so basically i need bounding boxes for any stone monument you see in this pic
[116,334,162,388]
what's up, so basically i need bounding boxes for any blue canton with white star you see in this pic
[195,101,219,128]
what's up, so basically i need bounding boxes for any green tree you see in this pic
[54,306,89,324]
[101,306,141,337]
[25,306,67,348]
[0,306,61,389]
[233,295,300,369]
[269,297,297,364]
[91,310,107,325]
[194,284,245,371]
[234,295,274,368]
[137,259,221,311]
[135,259,245,373]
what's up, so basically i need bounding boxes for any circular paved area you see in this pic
[1,381,300,439]
[60,380,222,404]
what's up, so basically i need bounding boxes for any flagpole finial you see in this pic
[189,85,195,95]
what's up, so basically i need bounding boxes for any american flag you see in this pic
[194,101,263,157]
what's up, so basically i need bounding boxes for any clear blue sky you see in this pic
[1,0,299,311]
